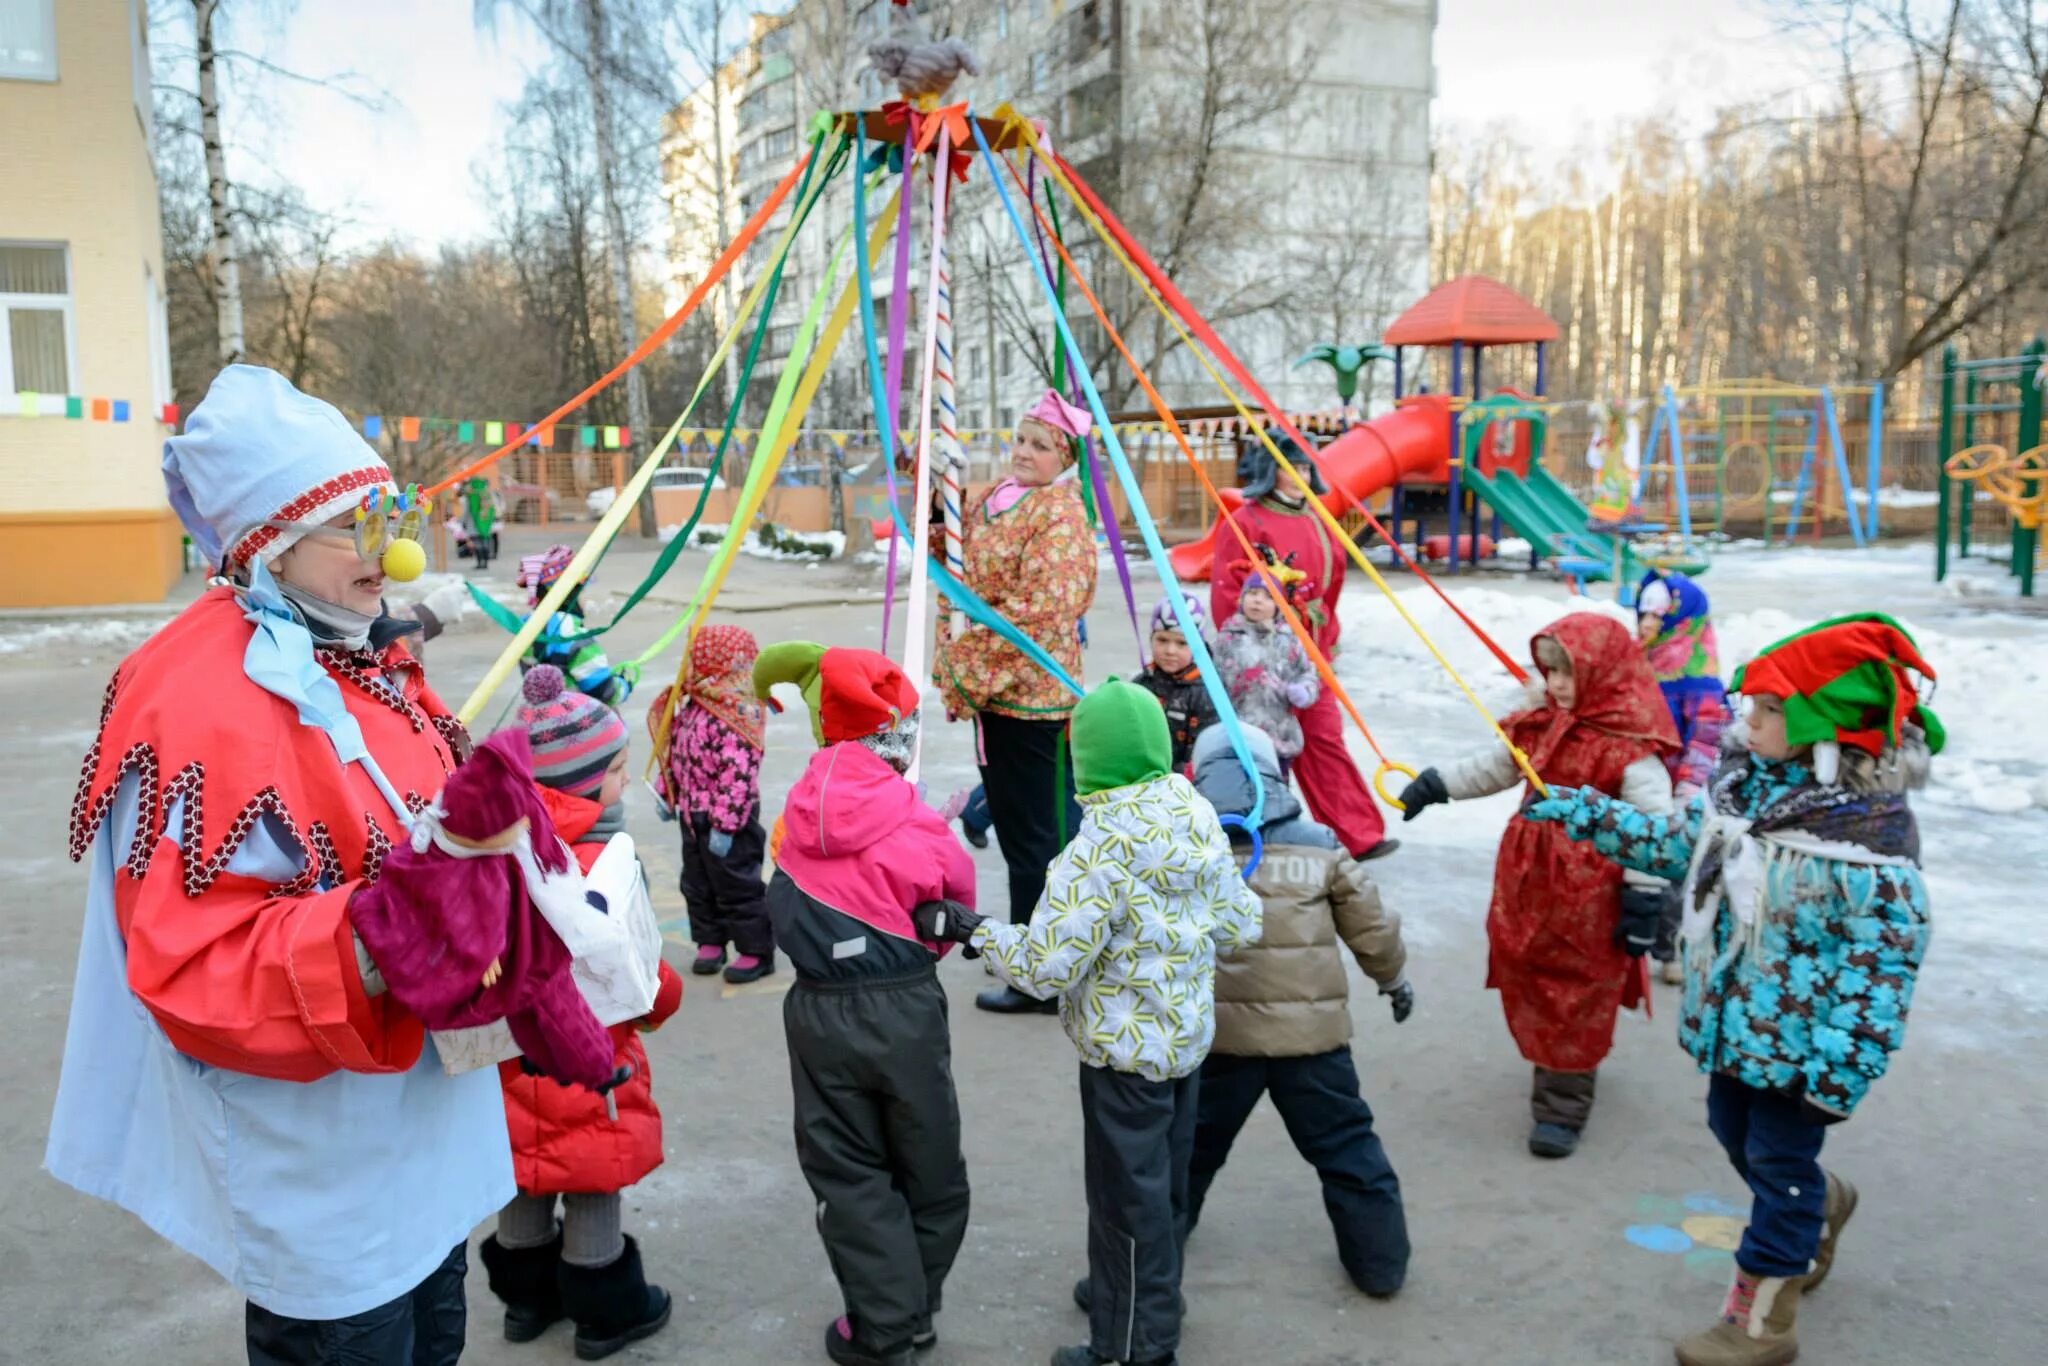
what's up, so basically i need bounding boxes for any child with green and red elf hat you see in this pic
[1525,613,1941,1366]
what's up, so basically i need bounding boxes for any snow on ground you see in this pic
[1329,540,2047,1044]
[0,617,166,659]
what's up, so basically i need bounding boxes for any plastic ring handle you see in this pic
[1374,759,1419,812]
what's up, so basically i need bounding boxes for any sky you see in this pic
[210,0,1828,250]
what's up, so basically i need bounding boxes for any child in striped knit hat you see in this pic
[480,663,683,1361]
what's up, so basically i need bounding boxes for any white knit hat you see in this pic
[164,365,394,568]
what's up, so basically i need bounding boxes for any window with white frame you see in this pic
[0,0,57,81]
[0,244,74,394]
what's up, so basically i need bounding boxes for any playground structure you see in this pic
[1934,338,2048,597]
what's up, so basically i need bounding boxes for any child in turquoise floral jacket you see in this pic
[1526,613,1939,1366]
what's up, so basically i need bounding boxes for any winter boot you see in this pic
[1049,1348,1177,1366]
[724,952,776,985]
[1673,1267,1804,1366]
[555,1236,673,1361]
[1527,1122,1580,1158]
[1804,1171,1859,1292]
[479,1232,566,1343]
[1660,958,1685,985]
[691,945,727,976]
[824,1315,914,1365]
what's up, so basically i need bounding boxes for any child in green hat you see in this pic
[918,678,1264,1366]
[1523,613,1940,1366]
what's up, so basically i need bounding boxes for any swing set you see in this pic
[427,101,1557,845]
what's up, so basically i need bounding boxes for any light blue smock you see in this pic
[44,778,513,1320]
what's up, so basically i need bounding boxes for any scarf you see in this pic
[278,580,385,652]
[1679,753,1921,956]
[1506,613,1679,773]
[587,799,627,843]
[684,625,765,751]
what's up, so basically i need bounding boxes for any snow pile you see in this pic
[1335,544,2047,817]
[657,521,846,560]
[0,617,165,658]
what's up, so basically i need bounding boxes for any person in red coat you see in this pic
[1396,614,1677,1158]
[1210,431,1395,860]
[478,665,685,1361]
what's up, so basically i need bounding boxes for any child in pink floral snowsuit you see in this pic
[652,625,775,985]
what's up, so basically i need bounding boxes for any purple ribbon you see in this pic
[1027,158,1144,654]
[878,130,917,651]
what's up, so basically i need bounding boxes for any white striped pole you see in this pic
[936,235,967,639]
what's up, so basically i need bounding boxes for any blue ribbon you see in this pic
[852,114,1086,700]
[969,118,1267,856]
[240,559,412,825]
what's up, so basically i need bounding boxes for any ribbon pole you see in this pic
[900,117,958,784]
[936,230,967,640]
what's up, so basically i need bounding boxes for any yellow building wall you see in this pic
[0,0,180,606]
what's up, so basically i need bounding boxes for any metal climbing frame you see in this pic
[1935,339,2048,595]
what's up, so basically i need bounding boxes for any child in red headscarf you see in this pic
[1397,613,1677,1158]
[650,624,775,984]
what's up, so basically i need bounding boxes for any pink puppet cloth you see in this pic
[349,730,623,1091]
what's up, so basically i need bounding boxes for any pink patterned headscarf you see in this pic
[1022,389,1093,440]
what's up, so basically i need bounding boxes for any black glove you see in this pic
[1381,978,1415,1024]
[1397,768,1449,823]
[1615,887,1662,957]
[916,899,986,953]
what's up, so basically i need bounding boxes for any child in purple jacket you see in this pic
[1636,571,1732,982]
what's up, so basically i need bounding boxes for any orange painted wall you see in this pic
[0,508,185,607]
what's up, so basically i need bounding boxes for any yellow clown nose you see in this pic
[381,538,427,583]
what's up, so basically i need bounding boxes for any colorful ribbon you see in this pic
[971,117,1266,839]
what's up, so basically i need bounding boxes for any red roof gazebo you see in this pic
[1385,275,1559,346]
[1384,275,1559,398]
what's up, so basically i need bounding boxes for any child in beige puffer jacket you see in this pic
[1186,725,1414,1298]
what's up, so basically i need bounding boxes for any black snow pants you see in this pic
[1080,1062,1197,1365]
[1188,1046,1410,1296]
[679,812,772,957]
[785,969,970,1354]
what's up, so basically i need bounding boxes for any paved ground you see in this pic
[2,531,2043,1364]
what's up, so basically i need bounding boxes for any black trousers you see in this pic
[976,712,1081,925]
[785,971,971,1352]
[1080,1063,1197,1365]
[1531,1065,1598,1130]
[679,812,772,957]
[1188,1048,1410,1296]
[245,1242,466,1366]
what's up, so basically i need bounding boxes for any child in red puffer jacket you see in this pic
[479,665,685,1362]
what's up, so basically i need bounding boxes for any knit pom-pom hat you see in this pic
[519,664,628,799]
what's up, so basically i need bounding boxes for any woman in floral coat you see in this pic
[935,389,1099,1014]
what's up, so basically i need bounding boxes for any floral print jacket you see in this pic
[936,481,1097,721]
[1532,757,1929,1119]
[654,707,762,833]
[973,773,1264,1081]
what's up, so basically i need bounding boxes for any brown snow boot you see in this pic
[1674,1267,1804,1366]
[1803,1170,1858,1292]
